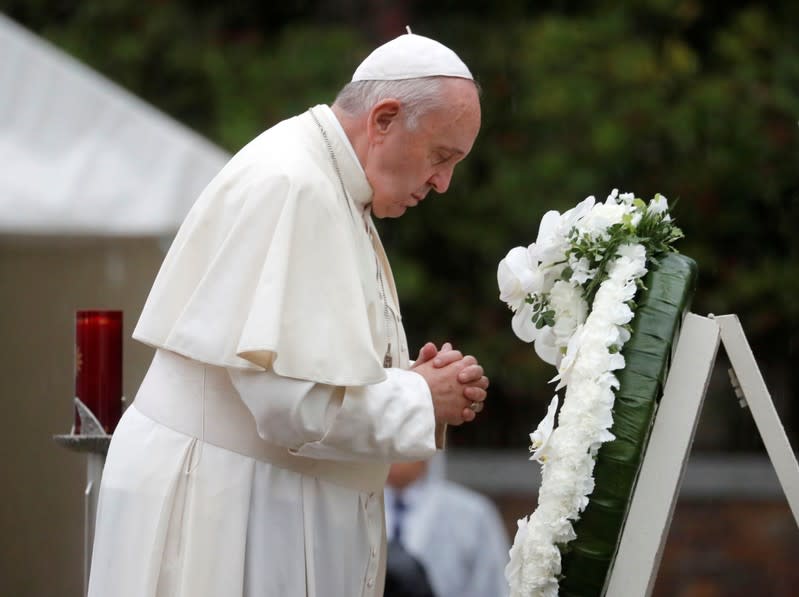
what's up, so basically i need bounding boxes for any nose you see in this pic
[428,167,454,194]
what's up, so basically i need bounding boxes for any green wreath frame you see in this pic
[558,252,698,596]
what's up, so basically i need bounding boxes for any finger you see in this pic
[457,364,484,383]
[462,375,489,391]
[461,407,476,422]
[463,386,487,402]
[433,349,463,368]
[441,342,453,352]
[411,342,438,368]
[465,397,485,412]
[458,355,478,368]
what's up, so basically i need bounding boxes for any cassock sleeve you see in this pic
[229,367,438,462]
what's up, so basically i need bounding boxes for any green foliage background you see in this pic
[5,0,797,450]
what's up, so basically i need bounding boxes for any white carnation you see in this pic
[568,255,596,285]
[576,202,626,237]
[549,281,588,350]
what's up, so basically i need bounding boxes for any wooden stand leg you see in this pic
[605,313,721,597]
[715,314,799,525]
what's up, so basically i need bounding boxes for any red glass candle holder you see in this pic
[75,310,123,434]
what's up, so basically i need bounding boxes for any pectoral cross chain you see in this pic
[383,345,393,368]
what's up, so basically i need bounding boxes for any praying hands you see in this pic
[411,341,489,425]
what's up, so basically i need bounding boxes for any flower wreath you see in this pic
[498,190,696,596]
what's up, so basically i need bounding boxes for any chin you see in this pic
[372,204,407,219]
[389,206,409,218]
[374,211,404,219]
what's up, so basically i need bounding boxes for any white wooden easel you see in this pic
[605,313,799,596]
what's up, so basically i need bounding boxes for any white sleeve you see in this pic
[228,367,437,462]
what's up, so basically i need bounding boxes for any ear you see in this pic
[366,99,401,143]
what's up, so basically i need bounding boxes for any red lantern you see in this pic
[75,310,122,434]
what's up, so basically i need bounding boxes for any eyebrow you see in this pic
[437,146,465,157]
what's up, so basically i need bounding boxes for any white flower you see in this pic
[562,195,596,225]
[530,196,595,265]
[576,201,627,237]
[593,297,634,328]
[498,246,545,308]
[647,193,669,215]
[551,323,584,390]
[568,255,596,285]
[616,242,647,263]
[505,517,529,593]
[615,243,649,281]
[529,395,559,463]
[502,190,678,596]
[533,326,559,365]
[549,280,588,349]
[531,211,570,266]
[511,301,538,343]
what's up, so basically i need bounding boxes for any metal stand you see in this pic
[605,314,799,596]
[53,398,113,597]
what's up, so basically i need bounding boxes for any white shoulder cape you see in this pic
[134,105,390,386]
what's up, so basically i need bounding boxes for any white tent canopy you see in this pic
[0,13,230,237]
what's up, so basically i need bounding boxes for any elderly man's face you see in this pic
[364,78,481,218]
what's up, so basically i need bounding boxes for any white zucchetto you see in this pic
[351,31,473,82]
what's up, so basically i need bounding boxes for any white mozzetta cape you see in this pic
[134,105,399,384]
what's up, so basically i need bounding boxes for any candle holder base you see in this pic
[53,398,112,454]
[52,434,111,455]
[53,397,116,596]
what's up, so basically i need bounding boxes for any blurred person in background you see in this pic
[384,454,510,597]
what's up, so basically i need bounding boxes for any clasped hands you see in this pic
[410,342,489,425]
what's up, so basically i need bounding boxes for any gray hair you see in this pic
[333,77,453,129]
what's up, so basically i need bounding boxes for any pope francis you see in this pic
[87,31,489,597]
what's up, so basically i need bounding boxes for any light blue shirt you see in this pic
[385,475,510,597]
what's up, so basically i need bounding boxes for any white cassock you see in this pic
[385,462,510,597]
[87,105,441,597]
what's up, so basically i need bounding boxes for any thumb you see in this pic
[412,342,438,368]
